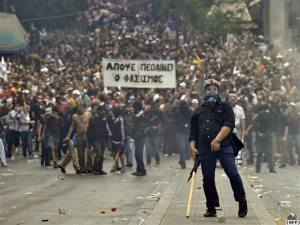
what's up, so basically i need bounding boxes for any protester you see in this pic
[5,101,22,161]
[41,107,63,168]
[286,104,300,165]
[19,104,35,158]
[189,79,247,218]
[65,101,93,173]
[110,106,126,173]
[131,101,147,176]
[0,118,7,167]
[175,100,192,169]
[145,109,161,165]
[254,102,277,173]
[88,105,108,175]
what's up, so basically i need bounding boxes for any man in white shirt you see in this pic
[229,94,246,139]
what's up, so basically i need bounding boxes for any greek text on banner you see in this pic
[103,58,176,88]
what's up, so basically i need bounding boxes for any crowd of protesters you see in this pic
[0,0,299,175]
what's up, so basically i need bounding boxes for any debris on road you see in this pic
[112,218,119,224]
[55,177,64,181]
[42,219,49,222]
[279,201,291,209]
[146,193,161,201]
[59,208,66,214]
[136,197,143,199]
[101,210,106,214]
[217,215,226,223]
[24,191,33,195]
[111,207,117,211]
[254,189,263,194]
[137,217,145,225]
[121,218,127,221]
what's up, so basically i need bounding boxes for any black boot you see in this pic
[204,208,216,217]
[238,201,247,217]
[58,164,66,173]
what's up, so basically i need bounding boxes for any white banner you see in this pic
[103,58,176,88]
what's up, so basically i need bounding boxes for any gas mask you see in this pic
[203,80,220,107]
[229,101,237,107]
[205,97,217,107]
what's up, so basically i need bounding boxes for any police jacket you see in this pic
[189,100,235,154]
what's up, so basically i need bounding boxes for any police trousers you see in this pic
[199,145,246,208]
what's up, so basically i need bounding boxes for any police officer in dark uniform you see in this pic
[254,99,277,173]
[189,79,247,218]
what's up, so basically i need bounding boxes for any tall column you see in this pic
[264,0,290,47]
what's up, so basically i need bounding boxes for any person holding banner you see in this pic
[189,79,247,218]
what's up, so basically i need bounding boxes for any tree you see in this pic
[156,0,251,36]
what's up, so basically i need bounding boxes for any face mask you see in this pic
[229,101,236,107]
[15,107,20,111]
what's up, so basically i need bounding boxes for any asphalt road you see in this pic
[0,152,299,225]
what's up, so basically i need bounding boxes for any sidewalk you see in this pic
[129,160,277,225]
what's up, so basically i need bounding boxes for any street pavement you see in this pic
[0,151,299,225]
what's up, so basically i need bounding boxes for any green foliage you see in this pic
[156,0,248,36]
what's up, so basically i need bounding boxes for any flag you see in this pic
[291,86,296,94]
[0,57,8,82]
[195,54,201,66]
